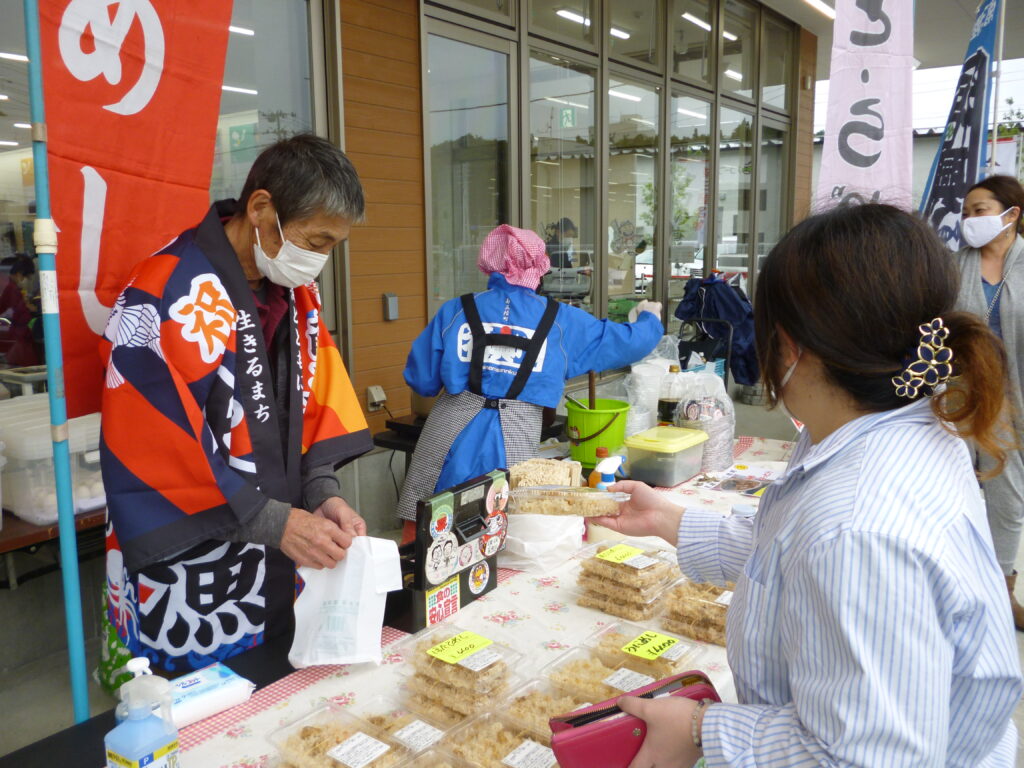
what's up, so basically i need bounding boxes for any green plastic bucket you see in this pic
[565,398,630,466]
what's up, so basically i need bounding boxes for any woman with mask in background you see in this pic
[958,175,1024,630]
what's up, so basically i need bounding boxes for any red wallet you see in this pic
[548,671,720,768]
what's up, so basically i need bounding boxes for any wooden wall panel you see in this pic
[342,0,425,434]
[792,28,817,225]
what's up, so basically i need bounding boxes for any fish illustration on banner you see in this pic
[40,0,233,416]
[919,0,1002,248]
[816,0,915,210]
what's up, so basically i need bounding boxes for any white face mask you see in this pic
[962,207,1018,249]
[777,347,802,418]
[253,214,329,289]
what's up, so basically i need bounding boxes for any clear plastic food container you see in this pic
[507,486,628,517]
[269,704,410,768]
[624,426,708,487]
[395,625,522,725]
[350,694,450,755]
[541,647,656,703]
[505,678,593,744]
[441,712,559,768]
[576,541,680,588]
[583,620,704,679]
[399,748,472,768]
[660,580,736,647]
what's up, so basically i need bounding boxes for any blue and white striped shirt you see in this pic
[678,398,1022,766]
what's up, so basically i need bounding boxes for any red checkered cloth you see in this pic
[179,567,524,752]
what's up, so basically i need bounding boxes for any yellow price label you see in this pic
[426,631,493,664]
[621,631,680,660]
[596,544,644,564]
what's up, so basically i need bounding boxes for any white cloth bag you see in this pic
[499,514,584,573]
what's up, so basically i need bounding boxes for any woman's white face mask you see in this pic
[777,347,802,418]
[962,207,1019,249]
[253,214,330,289]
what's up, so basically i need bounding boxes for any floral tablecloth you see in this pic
[178,437,794,767]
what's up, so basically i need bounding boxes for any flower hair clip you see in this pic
[892,318,954,399]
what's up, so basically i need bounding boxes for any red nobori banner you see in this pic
[40,0,232,416]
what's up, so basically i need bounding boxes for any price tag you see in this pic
[596,545,644,564]
[458,647,501,671]
[427,631,494,665]
[623,554,659,570]
[714,591,734,606]
[603,668,656,692]
[393,719,443,751]
[621,631,687,661]
[501,738,557,768]
[326,732,390,768]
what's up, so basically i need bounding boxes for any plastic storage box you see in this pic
[660,579,736,646]
[349,693,451,755]
[269,704,412,767]
[542,646,655,703]
[624,426,708,487]
[584,620,704,679]
[505,678,592,744]
[441,712,558,768]
[0,394,104,524]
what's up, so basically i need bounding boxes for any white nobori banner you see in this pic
[816,0,915,209]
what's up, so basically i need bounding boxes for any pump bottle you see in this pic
[105,657,181,768]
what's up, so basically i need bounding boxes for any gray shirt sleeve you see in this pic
[303,464,342,512]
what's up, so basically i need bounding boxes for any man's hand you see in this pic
[619,695,702,768]
[315,496,367,538]
[590,480,685,546]
[280,507,354,569]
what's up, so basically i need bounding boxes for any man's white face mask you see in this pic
[253,214,329,289]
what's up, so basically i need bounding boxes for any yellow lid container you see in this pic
[623,426,708,454]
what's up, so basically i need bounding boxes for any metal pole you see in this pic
[987,0,1006,175]
[22,0,90,723]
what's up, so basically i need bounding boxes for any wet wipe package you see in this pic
[385,469,510,633]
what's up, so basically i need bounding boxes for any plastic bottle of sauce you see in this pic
[657,364,684,425]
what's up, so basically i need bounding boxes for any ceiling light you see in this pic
[681,12,710,31]
[229,25,255,36]
[802,0,836,19]
[14,123,30,129]
[536,160,560,166]
[0,140,18,147]
[724,69,743,81]
[0,52,28,62]
[610,28,631,39]
[535,184,552,190]
[222,85,258,95]
[677,107,705,119]
[0,95,9,101]
[609,89,642,102]
[722,30,738,41]
[556,9,591,25]
[544,96,589,109]
[631,117,655,126]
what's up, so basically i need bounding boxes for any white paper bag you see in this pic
[289,536,402,668]
[498,514,584,573]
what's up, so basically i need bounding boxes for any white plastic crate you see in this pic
[0,394,104,525]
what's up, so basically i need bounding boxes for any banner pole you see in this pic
[22,0,90,723]
[987,0,1005,174]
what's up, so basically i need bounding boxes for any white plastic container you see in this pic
[624,426,708,488]
[0,394,104,524]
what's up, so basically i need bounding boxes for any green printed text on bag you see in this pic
[427,631,494,664]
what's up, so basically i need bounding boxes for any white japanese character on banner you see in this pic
[254,403,270,423]
[246,356,263,378]
[237,309,256,331]
[251,381,266,401]
[168,274,237,364]
[242,333,257,355]
[58,0,165,116]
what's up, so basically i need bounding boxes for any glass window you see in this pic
[530,0,597,46]
[530,51,596,313]
[607,78,659,322]
[762,17,792,112]
[720,0,756,100]
[427,35,511,311]
[672,0,713,86]
[430,0,515,23]
[609,0,661,70]
[715,106,753,294]
[667,94,711,318]
[210,1,315,201]
[756,123,789,286]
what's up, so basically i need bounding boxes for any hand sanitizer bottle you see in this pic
[105,657,180,767]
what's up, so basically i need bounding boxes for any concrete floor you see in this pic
[1,402,1022,759]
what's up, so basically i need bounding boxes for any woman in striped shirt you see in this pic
[597,203,1023,767]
